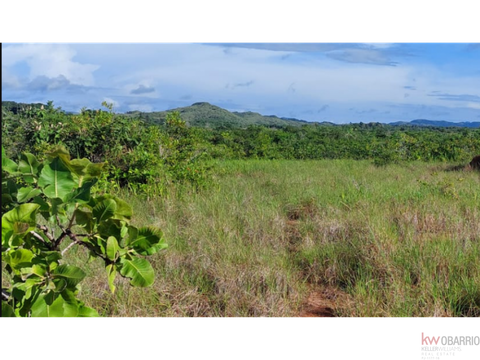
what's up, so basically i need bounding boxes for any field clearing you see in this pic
[64,159,479,316]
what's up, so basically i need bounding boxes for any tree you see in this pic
[2,146,167,317]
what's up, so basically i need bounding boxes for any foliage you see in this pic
[2,102,213,195]
[197,123,480,164]
[158,112,211,188]
[1,146,167,317]
[2,101,479,196]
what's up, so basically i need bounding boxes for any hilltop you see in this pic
[389,119,480,128]
[3,100,480,129]
[124,102,320,128]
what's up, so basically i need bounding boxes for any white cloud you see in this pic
[128,104,153,112]
[326,48,396,65]
[467,102,480,110]
[2,44,99,86]
[362,43,396,49]
[3,43,479,122]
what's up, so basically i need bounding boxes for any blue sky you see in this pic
[2,43,480,123]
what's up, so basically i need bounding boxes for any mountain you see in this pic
[4,100,479,129]
[389,119,480,128]
[125,102,321,128]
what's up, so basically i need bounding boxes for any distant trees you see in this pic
[2,101,479,194]
[197,124,480,164]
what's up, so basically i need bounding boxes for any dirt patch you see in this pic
[298,286,351,317]
[285,198,318,221]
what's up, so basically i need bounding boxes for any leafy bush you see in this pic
[1,146,167,317]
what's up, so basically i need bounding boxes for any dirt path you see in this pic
[298,286,351,317]
[284,210,351,317]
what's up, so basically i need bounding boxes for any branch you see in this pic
[2,289,10,301]
[29,231,50,245]
[60,230,89,256]
[61,240,79,256]
[59,230,107,262]
[54,215,68,249]
[36,225,55,242]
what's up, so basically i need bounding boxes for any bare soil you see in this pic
[298,286,352,317]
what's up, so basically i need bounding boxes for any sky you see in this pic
[2,43,480,124]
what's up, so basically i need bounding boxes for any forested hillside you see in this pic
[123,101,312,128]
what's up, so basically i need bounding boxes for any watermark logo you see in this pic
[421,332,480,359]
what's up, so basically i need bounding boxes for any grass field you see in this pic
[62,160,480,316]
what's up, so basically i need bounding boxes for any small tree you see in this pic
[1,146,167,317]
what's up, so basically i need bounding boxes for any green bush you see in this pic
[2,146,167,317]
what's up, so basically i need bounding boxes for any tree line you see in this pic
[3,102,479,191]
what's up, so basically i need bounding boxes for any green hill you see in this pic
[389,119,480,128]
[125,102,317,128]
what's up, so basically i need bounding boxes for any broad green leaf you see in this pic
[18,153,41,183]
[93,236,107,255]
[119,258,155,287]
[53,278,67,292]
[106,236,120,261]
[1,302,16,317]
[60,290,79,317]
[93,199,117,223]
[127,226,165,255]
[49,261,59,271]
[63,180,94,204]
[97,219,124,242]
[24,279,42,299]
[32,195,50,220]
[38,157,76,200]
[106,264,116,294]
[2,229,13,249]
[78,305,99,317]
[31,264,47,277]
[74,208,94,233]
[139,243,168,256]
[32,195,50,211]
[39,251,62,265]
[3,177,18,193]
[52,265,86,288]
[45,145,71,163]
[120,222,128,239]
[69,158,104,183]
[31,290,79,319]
[2,147,18,174]
[50,197,67,219]
[84,162,104,179]
[17,187,42,203]
[5,249,34,270]
[68,158,91,177]
[112,197,132,221]
[2,193,14,210]
[2,203,40,233]
[30,292,65,317]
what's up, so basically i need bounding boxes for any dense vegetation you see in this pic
[2,147,165,317]
[2,100,479,317]
[3,101,479,190]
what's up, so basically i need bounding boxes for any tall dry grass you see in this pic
[65,160,480,316]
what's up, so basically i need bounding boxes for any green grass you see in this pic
[66,159,480,316]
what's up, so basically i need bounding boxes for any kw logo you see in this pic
[418,330,480,360]
[418,330,442,349]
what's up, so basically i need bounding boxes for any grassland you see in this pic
[57,160,480,316]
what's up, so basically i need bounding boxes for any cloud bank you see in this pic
[2,43,479,123]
